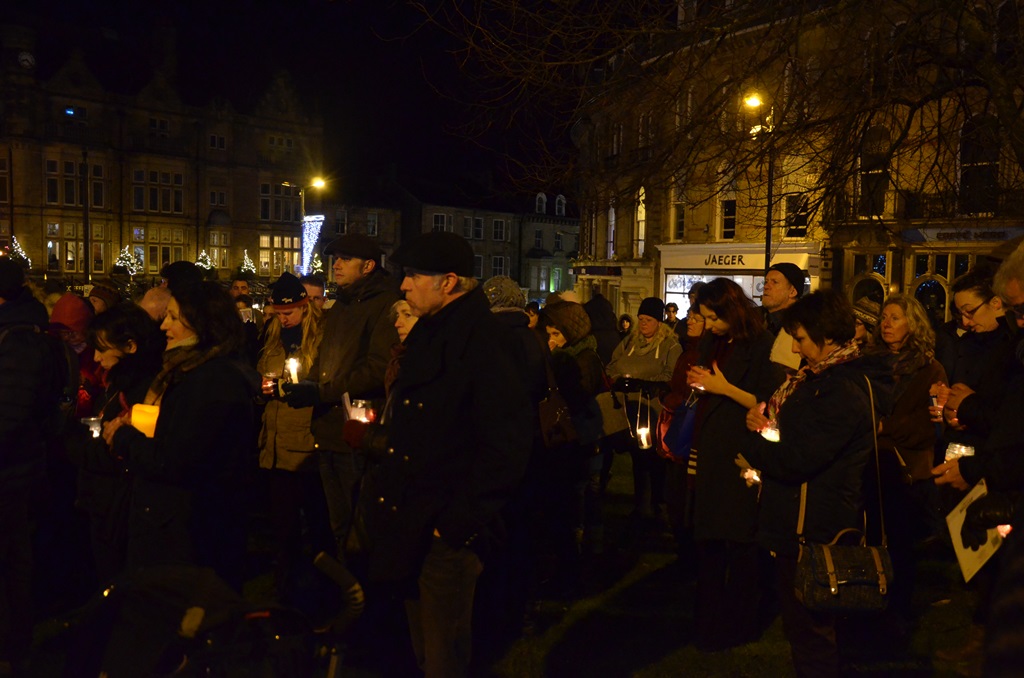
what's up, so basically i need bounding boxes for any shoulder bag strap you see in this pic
[864,375,888,549]
[796,375,887,548]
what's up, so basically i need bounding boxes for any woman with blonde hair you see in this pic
[257,272,331,602]
[868,293,946,632]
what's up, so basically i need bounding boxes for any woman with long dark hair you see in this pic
[66,304,165,580]
[104,281,259,589]
[684,277,786,651]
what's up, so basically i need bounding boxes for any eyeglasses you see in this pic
[957,296,994,320]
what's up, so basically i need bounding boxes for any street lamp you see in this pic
[744,93,775,271]
[283,177,326,275]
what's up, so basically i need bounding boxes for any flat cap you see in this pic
[323,233,382,262]
[391,232,475,278]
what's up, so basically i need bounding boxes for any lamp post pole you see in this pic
[765,139,774,271]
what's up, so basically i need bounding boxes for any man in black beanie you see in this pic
[762,262,807,371]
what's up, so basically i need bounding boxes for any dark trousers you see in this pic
[405,538,483,678]
[776,555,839,678]
[267,469,333,594]
[630,446,666,515]
[694,539,761,651]
[318,446,365,561]
[0,487,32,667]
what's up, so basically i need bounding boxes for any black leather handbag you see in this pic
[793,376,894,613]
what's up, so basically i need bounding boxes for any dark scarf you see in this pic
[145,336,228,405]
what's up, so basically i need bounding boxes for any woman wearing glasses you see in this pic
[931,267,1019,487]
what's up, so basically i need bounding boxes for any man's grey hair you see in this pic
[429,274,479,294]
[994,241,1024,297]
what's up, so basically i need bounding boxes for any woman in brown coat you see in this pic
[257,272,331,601]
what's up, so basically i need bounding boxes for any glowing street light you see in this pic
[283,177,327,275]
[744,92,776,271]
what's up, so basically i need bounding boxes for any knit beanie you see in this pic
[767,263,808,298]
[0,257,25,299]
[89,284,121,310]
[852,297,881,329]
[544,301,592,345]
[50,292,94,339]
[637,297,665,320]
[269,272,308,310]
[483,275,525,310]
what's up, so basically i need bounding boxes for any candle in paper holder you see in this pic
[349,399,376,423]
[80,416,102,439]
[131,404,160,438]
[636,426,653,449]
[760,423,780,442]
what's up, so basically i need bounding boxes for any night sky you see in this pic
[22,0,508,197]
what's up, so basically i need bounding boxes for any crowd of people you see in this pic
[2,234,1024,677]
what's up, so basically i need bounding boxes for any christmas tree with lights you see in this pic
[241,250,256,275]
[311,252,324,275]
[7,235,31,269]
[195,250,214,270]
[114,245,143,276]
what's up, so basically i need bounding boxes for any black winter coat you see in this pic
[744,360,883,558]
[0,290,57,489]
[692,331,786,542]
[310,270,400,450]
[362,288,531,582]
[112,355,259,587]
[951,317,1023,450]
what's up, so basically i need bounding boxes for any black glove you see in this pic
[281,380,320,409]
[961,492,1016,551]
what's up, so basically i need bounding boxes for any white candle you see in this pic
[760,425,780,442]
[636,426,652,449]
[286,358,300,384]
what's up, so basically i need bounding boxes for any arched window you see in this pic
[634,187,646,258]
[960,115,1000,215]
[555,194,566,217]
[859,126,891,217]
[535,193,547,214]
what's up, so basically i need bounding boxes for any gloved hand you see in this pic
[342,419,370,449]
[961,492,1016,550]
[282,380,320,409]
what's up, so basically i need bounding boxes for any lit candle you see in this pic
[742,468,762,485]
[131,404,160,438]
[760,425,780,442]
[286,357,300,384]
[636,426,653,449]
[81,416,102,438]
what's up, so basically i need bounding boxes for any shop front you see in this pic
[658,242,822,314]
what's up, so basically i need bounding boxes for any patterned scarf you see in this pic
[766,339,861,422]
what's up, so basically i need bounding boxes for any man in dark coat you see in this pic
[0,259,61,672]
[282,233,399,559]
[361,233,531,677]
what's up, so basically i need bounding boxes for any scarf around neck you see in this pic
[766,339,861,422]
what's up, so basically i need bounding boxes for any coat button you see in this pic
[403,455,410,462]
[417,403,424,410]
[403,399,410,406]
[314,443,319,449]
[390,506,397,513]
[377,496,385,504]
[387,447,395,455]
